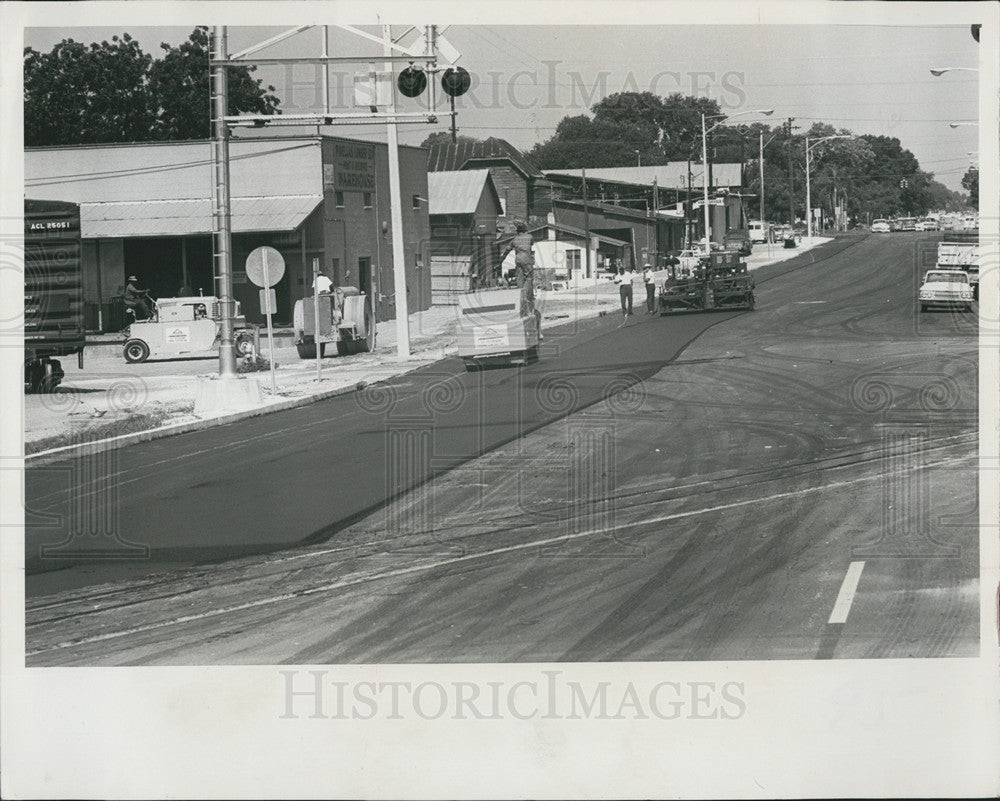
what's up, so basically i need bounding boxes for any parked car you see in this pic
[918,269,974,312]
[871,219,891,233]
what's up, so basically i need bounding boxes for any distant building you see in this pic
[427,169,505,303]
[426,137,549,223]
[548,198,685,269]
[25,135,431,329]
[498,220,632,285]
[545,163,746,245]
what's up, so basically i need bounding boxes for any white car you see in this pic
[871,219,891,233]
[915,219,939,231]
[918,269,974,312]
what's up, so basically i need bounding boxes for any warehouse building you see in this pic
[24,135,432,330]
[545,163,747,246]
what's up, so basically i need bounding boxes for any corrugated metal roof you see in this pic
[81,196,322,238]
[427,137,543,178]
[26,139,324,204]
[546,163,743,188]
[427,170,494,215]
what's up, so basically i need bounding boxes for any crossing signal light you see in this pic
[441,67,471,97]
[397,67,428,98]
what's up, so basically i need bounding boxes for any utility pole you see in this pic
[383,24,410,358]
[785,117,796,228]
[211,26,237,378]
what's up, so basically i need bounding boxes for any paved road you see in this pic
[25,233,979,664]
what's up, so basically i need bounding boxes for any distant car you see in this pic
[871,219,891,233]
[918,269,974,312]
[915,219,939,232]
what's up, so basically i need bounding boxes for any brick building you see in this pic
[24,135,431,329]
[426,137,550,223]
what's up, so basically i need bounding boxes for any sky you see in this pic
[22,22,980,191]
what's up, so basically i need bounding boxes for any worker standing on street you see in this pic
[500,221,543,340]
[642,263,656,313]
[613,265,637,317]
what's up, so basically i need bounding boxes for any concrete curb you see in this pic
[24,357,442,467]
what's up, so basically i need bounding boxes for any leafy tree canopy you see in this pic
[25,27,280,146]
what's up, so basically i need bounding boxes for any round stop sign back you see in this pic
[245,246,286,287]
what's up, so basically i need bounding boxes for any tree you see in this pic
[420,131,481,148]
[961,167,979,210]
[24,28,280,146]
[527,93,726,170]
[149,27,280,141]
[24,34,156,146]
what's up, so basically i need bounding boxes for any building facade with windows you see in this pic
[25,135,431,329]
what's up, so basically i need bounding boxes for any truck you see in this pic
[659,251,756,314]
[748,220,769,244]
[24,199,85,393]
[936,238,979,299]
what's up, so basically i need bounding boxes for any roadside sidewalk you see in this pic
[23,235,832,460]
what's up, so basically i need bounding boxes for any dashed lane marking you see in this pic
[829,561,866,625]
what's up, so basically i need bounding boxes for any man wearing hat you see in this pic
[124,275,153,321]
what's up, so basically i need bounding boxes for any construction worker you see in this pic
[500,221,543,340]
[123,276,153,321]
[642,263,656,313]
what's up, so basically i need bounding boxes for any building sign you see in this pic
[325,141,376,193]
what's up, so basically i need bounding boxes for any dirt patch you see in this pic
[25,401,195,455]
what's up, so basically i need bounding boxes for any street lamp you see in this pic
[930,67,978,76]
[701,108,774,250]
[805,135,852,239]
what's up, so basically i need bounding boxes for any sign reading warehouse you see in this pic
[324,141,376,193]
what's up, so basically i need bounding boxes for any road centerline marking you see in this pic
[828,561,866,625]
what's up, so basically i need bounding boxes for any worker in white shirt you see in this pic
[613,265,641,317]
[642,263,656,313]
[313,271,333,294]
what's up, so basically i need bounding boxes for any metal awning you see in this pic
[80,195,322,238]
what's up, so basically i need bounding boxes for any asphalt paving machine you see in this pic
[659,251,756,314]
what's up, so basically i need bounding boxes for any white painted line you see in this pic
[828,561,866,625]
